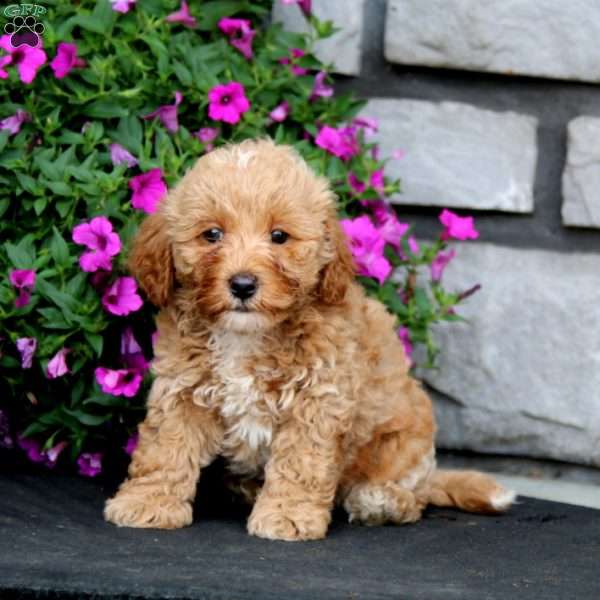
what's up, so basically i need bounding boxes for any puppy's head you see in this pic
[129,139,355,332]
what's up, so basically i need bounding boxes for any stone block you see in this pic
[361,99,538,212]
[386,0,600,83]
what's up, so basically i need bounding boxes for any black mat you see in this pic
[0,472,599,600]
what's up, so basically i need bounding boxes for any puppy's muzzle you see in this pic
[229,273,258,301]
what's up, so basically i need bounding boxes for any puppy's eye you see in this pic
[270,229,289,244]
[202,228,224,243]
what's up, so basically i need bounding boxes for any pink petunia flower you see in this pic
[194,126,219,152]
[46,347,69,379]
[0,109,30,135]
[309,71,333,101]
[208,81,250,125]
[121,327,149,372]
[9,269,36,308]
[129,168,167,213]
[348,172,366,194]
[77,452,103,477]
[218,18,256,60]
[269,101,290,123]
[16,337,37,369]
[110,0,135,13]
[165,0,196,28]
[340,216,392,284]
[370,170,385,194]
[109,143,138,168]
[102,276,143,316]
[17,437,46,463]
[372,203,409,251]
[407,236,420,255]
[281,0,311,16]
[315,125,360,161]
[9,269,35,288]
[397,326,413,365]
[124,432,139,455]
[353,116,378,137]
[439,209,479,241]
[95,366,143,397]
[0,34,46,83]
[430,249,457,282]
[72,216,121,273]
[143,91,182,133]
[279,48,308,76]
[46,441,68,466]
[50,42,85,79]
[17,436,65,468]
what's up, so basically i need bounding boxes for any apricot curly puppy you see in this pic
[105,139,514,540]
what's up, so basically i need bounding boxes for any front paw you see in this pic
[247,499,330,541]
[104,490,193,530]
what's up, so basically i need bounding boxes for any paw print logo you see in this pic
[4,15,44,49]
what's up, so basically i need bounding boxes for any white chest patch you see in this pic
[208,331,273,473]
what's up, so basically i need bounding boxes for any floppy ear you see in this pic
[128,212,174,307]
[317,215,356,304]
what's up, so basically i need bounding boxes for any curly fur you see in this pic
[105,139,514,540]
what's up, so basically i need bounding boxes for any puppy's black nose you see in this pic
[229,273,258,300]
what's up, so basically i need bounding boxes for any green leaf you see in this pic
[20,421,51,437]
[33,198,47,215]
[63,407,112,426]
[55,200,71,218]
[71,379,86,405]
[83,122,104,144]
[49,227,71,267]
[37,307,73,330]
[83,99,130,119]
[55,130,85,145]
[65,272,87,297]
[0,355,20,369]
[173,62,192,87]
[54,146,77,175]
[0,131,8,152]
[84,394,130,408]
[113,115,143,154]
[36,278,79,317]
[413,288,432,318]
[16,173,39,194]
[5,235,36,269]
[36,158,60,180]
[67,153,98,182]
[46,181,73,196]
[84,332,104,358]
[73,0,115,33]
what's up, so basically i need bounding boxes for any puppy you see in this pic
[105,139,514,540]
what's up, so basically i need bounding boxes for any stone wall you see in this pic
[274,0,600,467]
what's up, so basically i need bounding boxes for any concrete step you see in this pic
[1,472,599,599]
